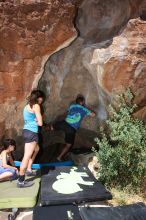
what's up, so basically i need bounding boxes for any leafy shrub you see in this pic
[93,90,146,191]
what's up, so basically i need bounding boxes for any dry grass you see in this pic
[108,188,146,206]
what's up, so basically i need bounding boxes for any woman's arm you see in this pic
[1,151,17,170]
[89,111,96,117]
[33,104,43,126]
[9,154,15,166]
[8,154,18,173]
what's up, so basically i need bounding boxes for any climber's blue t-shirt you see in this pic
[65,104,92,130]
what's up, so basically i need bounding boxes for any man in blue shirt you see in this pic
[54,95,96,161]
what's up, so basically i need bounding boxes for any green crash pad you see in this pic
[0,177,40,209]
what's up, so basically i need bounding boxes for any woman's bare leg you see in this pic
[27,144,39,171]
[19,142,37,176]
[57,143,71,161]
[0,172,13,181]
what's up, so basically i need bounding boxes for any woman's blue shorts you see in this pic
[0,167,17,180]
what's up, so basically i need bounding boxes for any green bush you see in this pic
[93,90,146,191]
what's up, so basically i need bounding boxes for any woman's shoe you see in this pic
[25,170,37,176]
[56,158,63,162]
[17,180,34,188]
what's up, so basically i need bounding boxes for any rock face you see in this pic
[98,18,146,109]
[0,0,146,158]
[39,38,99,149]
[39,17,146,150]
[39,38,99,128]
[0,0,81,143]
[74,0,146,122]
[76,0,145,45]
[40,17,146,121]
